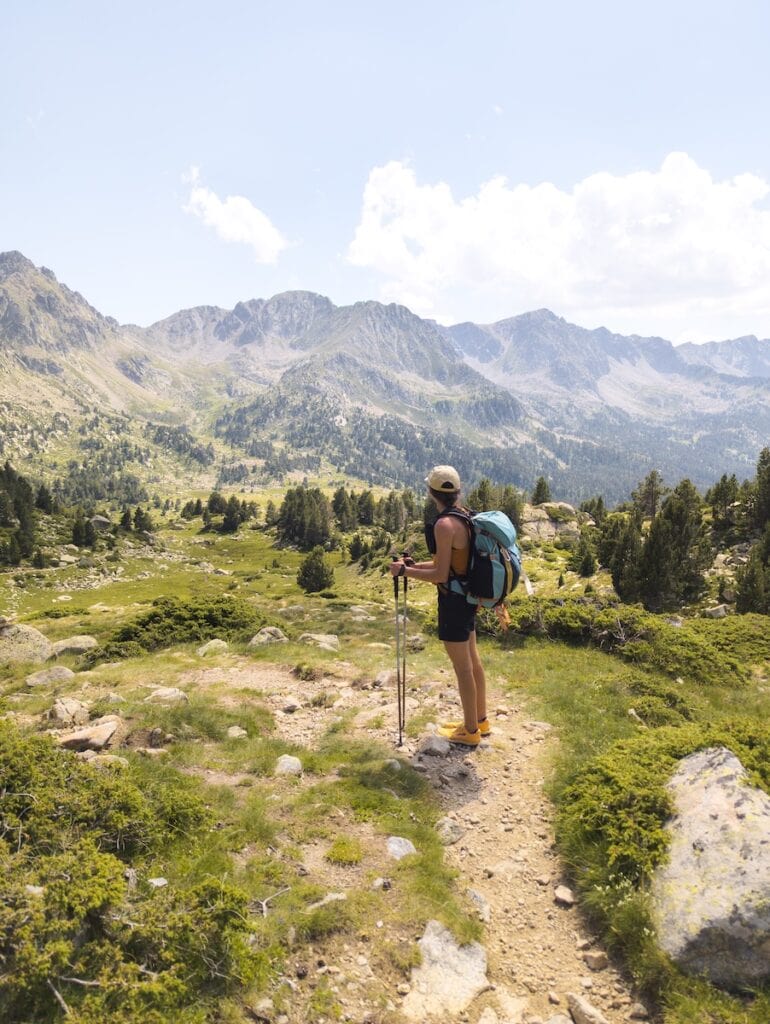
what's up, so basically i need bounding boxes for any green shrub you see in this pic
[109,595,263,652]
[507,598,747,686]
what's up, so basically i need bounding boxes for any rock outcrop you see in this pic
[651,746,770,988]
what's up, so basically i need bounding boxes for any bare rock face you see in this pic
[49,697,89,727]
[651,746,770,988]
[519,502,580,543]
[0,623,53,664]
[401,919,488,1021]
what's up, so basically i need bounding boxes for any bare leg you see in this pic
[468,630,487,722]
[443,640,478,733]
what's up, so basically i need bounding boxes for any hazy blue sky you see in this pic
[3,0,770,341]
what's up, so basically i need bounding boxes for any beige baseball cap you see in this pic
[425,465,461,492]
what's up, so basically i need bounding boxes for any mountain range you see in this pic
[1,249,768,504]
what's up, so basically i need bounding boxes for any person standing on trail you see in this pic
[389,465,488,748]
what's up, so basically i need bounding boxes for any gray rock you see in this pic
[282,696,303,713]
[58,719,119,752]
[387,836,417,860]
[89,515,112,532]
[49,635,98,657]
[227,725,248,739]
[436,816,465,845]
[49,697,89,727]
[401,919,488,1021]
[275,754,303,776]
[197,638,228,656]
[298,632,339,651]
[467,887,491,922]
[407,634,426,652]
[583,950,608,971]
[629,1005,650,1020]
[90,754,129,769]
[0,623,54,664]
[567,993,610,1024]
[26,665,75,687]
[249,626,288,645]
[374,669,396,688]
[702,604,728,619]
[144,687,188,704]
[545,1016,573,1024]
[420,735,450,757]
[554,885,576,907]
[148,877,168,888]
[651,746,770,987]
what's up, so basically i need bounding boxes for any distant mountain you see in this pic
[0,250,768,503]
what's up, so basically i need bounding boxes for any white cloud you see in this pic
[183,167,288,263]
[347,154,770,341]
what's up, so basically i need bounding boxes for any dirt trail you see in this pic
[198,656,651,1023]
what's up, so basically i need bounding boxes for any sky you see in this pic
[3,0,770,343]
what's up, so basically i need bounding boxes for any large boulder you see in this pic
[49,635,98,658]
[0,623,53,664]
[26,665,76,687]
[651,746,770,988]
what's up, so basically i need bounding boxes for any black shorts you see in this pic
[437,588,477,642]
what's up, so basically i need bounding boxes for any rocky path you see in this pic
[231,653,653,1024]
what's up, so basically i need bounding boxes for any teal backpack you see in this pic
[427,508,523,608]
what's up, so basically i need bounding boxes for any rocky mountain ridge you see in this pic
[1,250,769,501]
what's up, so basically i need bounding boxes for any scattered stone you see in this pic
[144,687,188,705]
[307,892,346,911]
[58,719,119,752]
[275,755,303,776]
[387,836,417,860]
[420,735,450,757]
[298,632,339,651]
[371,877,392,891]
[374,669,396,688]
[477,1009,499,1024]
[702,604,727,619]
[401,919,488,1021]
[407,634,426,652]
[583,950,608,971]
[651,746,770,987]
[0,623,54,664]
[26,665,75,687]
[136,747,169,758]
[49,635,98,657]
[282,696,303,713]
[49,697,89,727]
[436,817,465,845]
[148,877,168,888]
[548,991,561,1004]
[567,992,610,1024]
[227,725,248,739]
[545,1016,572,1024]
[629,1003,650,1020]
[249,626,288,645]
[397,981,411,996]
[467,887,491,922]
[554,885,576,907]
[25,884,45,897]
[197,638,228,656]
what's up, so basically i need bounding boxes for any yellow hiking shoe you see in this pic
[438,717,490,738]
[444,725,481,747]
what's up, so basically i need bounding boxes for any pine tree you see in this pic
[631,470,667,519]
[570,535,597,577]
[84,520,97,548]
[222,496,242,533]
[531,477,551,505]
[610,517,642,602]
[120,508,133,531]
[35,484,54,513]
[468,477,494,511]
[72,514,87,547]
[297,546,334,593]
[755,447,770,530]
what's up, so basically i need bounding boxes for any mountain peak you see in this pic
[0,250,38,282]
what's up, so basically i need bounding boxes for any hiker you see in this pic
[389,465,488,747]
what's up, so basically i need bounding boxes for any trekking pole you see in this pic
[391,557,405,746]
[399,551,411,747]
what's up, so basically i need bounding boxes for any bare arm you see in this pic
[389,517,454,584]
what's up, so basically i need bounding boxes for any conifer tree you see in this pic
[35,484,53,513]
[84,520,97,548]
[72,514,86,547]
[531,477,551,505]
[120,508,133,531]
[297,546,334,593]
[754,447,770,530]
[631,470,667,518]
